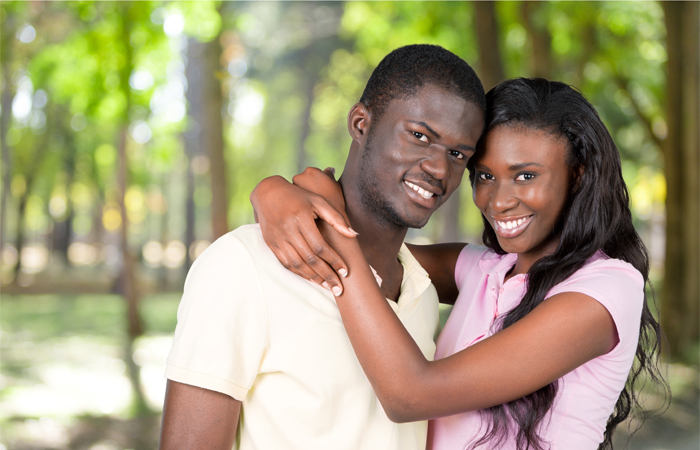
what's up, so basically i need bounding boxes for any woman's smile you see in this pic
[492,214,533,238]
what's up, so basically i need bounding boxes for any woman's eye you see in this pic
[515,173,536,181]
[412,131,428,143]
[478,172,494,181]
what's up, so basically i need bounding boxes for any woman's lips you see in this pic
[493,215,533,238]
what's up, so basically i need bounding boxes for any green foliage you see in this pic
[1,0,669,261]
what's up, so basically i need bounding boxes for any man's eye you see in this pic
[515,173,536,181]
[449,150,465,160]
[412,131,428,143]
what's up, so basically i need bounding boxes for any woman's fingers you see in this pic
[312,197,358,238]
[288,231,344,296]
[272,241,326,287]
[299,225,348,281]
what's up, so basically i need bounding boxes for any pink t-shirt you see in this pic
[428,245,644,450]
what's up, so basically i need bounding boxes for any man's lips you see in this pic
[493,215,533,238]
[404,180,436,200]
[403,180,441,208]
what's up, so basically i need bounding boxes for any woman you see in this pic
[250,78,668,449]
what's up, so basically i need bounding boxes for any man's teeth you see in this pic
[497,218,527,230]
[405,181,434,200]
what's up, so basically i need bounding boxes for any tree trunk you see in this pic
[201,16,228,241]
[296,49,319,174]
[520,1,553,79]
[660,1,700,362]
[184,37,203,270]
[116,3,148,415]
[54,141,76,264]
[474,1,505,91]
[0,6,15,256]
[439,188,461,242]
[11,190,28,280]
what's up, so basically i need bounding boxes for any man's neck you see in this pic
[339,177,407,300]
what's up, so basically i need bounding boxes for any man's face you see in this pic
[357,84,484,229]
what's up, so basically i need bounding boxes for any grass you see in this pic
[0,293,697,449]
[0,293,180,449]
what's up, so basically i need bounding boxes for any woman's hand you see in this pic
[250,169,357,295]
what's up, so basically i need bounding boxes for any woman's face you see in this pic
[472,126,574,261]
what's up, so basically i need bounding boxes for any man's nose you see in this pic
[490,182,518,212]
[420,150,449,180]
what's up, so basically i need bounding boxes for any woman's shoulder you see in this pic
[455,245,513,285]
[548,252,646,346]
[573,252,644,286]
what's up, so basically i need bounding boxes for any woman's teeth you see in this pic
[405,181,434,200]
[497,218,526,230]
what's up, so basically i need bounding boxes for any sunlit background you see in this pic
[0,2,697,449]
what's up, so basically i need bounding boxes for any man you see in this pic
[159,44,485,450]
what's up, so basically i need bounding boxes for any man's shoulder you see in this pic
[189,224,275,274]
[204,224,266,256]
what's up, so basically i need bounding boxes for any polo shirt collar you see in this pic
[391,243,433,313]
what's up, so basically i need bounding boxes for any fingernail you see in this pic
[348,228,359,235]
[332,286,343,296]
[322,282,331,290]
[338,268,348,278]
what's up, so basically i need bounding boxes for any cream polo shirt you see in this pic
[165,224,439,450]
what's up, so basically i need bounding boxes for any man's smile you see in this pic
[404,180,436,200]
[403,179,442,209]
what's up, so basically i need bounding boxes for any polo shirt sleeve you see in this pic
[545,258,645,354]
[165,233,269,401]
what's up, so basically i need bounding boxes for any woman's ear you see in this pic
[571,165,585,193]
[347,103,371,143]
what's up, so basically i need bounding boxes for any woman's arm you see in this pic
[250,172,356,295]
[251,168,469,300]
[323,224,618,422]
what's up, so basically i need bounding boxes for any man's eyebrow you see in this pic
[408,120,441,138]
[407,120,475,151]
[508,162,544,171]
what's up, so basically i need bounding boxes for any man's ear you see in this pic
[347,103,371,143]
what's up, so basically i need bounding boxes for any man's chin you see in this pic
[388,212,432,230]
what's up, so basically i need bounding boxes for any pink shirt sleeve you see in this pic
[545,256,645,354]
[454,245,490,290]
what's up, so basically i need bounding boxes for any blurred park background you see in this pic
[0,1,698,449]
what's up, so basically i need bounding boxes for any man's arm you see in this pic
[159,380,241,450]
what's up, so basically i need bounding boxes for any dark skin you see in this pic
[253,84,483,301]
[160,84,483,448]
[251,127,617,422]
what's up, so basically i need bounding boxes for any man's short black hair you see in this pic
[359,44,486,123]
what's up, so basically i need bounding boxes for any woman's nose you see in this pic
[490,182,518,212]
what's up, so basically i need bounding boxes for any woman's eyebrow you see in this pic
[508,162,544,171]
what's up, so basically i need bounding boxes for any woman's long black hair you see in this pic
[465,78,669,450]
